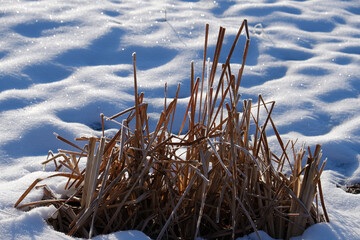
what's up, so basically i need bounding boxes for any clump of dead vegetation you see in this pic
[14,20,329,240]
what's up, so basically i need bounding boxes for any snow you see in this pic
[0,0,360,239]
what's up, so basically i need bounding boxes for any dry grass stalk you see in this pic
[15,20,328,240]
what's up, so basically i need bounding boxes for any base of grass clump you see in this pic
[345,184,360,194]
[15,20,329,240]
[337,183,360,194]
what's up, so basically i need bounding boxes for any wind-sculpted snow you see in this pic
[0,0,360,239]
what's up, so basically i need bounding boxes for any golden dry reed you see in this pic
[15,20,329,240]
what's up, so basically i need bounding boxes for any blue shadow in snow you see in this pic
[0,98,28,111]
[241,65,287,88]
[1,123,80,158]
[23,63,73,84]
[0,75,31,92]
[297,66,330,76]
[0,51,6,59]
[346,7,360,15]
[103,10,121,17]
[210,1,234,16]
[294,18,335,33]
[0,97,43,112]
[265,46,313,61]
[349,75,360,93]
[322,141,360,177]
[238,5,301,17]
[55,28,178,70]
[318,88,358,103]
[56,100,127,131]
[276,110,336,137]
[12,20,69,38]
[114,69,132,77]
[332,56,352,65]
[332,16,346,24]
[340,46,360,55]
[9,212,46,240]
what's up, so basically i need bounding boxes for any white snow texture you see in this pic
[0,0,359,239]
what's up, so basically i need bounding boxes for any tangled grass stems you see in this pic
[15,20,328,240]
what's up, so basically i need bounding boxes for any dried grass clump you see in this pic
[15,20,329,240]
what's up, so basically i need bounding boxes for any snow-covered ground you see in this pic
[0,0,359,239]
